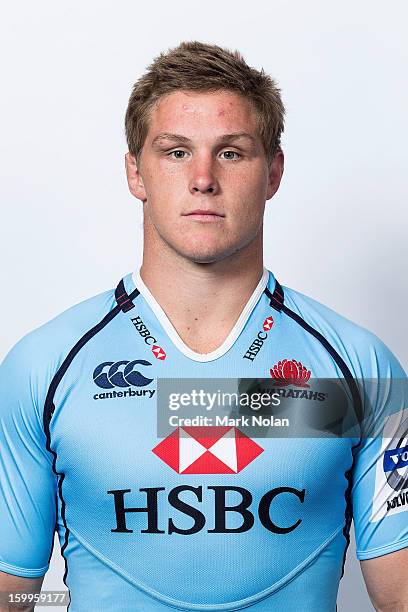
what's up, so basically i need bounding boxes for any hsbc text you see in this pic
[107,485,305,535]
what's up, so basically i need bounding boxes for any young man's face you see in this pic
[126,89,284,264]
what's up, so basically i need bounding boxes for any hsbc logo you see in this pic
[243,315,274,362]
[263,316,274,331]
[130,315,167,360]
[152,426,263,474]
[107,426,305,535]
[151,346,166,360]
[107,484,306,535]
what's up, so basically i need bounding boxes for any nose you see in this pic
[188,155,219,195]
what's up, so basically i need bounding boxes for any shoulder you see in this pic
[0,284,119,422]
[280,282,406,379]
[3,286,117,365]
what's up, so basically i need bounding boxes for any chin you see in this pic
[181,250,224,264]
[173,242,240,265]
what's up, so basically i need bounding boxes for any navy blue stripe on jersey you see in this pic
[265,278,284,312]
[115,278,140,312]
[264,282,363,423]
[42,287,140,607]
[264,281,363,580]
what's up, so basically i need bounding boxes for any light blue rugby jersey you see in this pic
[1,267,407,611]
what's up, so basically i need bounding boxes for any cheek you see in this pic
[149,166,188,202]
[230,167,268,210]
[143,166,183,208]
[228,162,267,192]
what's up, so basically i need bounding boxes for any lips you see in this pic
[184,209,225,217]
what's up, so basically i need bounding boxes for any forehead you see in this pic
[146,90,259,139]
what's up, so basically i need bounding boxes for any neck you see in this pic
[138,220,265,353]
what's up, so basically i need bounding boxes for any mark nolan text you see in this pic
[168,415,290,427]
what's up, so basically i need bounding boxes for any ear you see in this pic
[125,152,147,201]
[266,149,284,200]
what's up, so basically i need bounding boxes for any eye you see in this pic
[220,150,241,160]
[168,150,188,159]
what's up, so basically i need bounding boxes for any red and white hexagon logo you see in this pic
[152,426,263,474]
[263,316,274,331]
[152,345,166,360]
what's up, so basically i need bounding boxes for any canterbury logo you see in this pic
[93,360,153,389]
[270,359,311,388]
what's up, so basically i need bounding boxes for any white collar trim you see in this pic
[131,267,270,363]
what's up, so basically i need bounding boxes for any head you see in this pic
[125,41,284,265]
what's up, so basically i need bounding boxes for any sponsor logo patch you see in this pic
[152,426,264,474]
[270,359,311,388]
[243,316,274,362]
[130,315,167,360]
[92,359,155,400]
[370,408,408,521]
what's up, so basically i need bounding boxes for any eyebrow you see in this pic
[151,132,257,147]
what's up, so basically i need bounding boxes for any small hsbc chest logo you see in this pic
[263,316,274,331]
[243,316,274,362]
[130,315,167,360]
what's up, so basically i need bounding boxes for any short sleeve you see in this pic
[351,337,408,560]
[0,335,57,577]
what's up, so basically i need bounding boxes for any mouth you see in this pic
[183,209,225,223]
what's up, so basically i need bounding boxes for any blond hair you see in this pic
[125,41,285,162]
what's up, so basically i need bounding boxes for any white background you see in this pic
[1,1,407,610]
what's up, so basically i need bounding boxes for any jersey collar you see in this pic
[127,266,272,363]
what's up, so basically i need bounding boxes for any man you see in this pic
[0,41,407,612]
